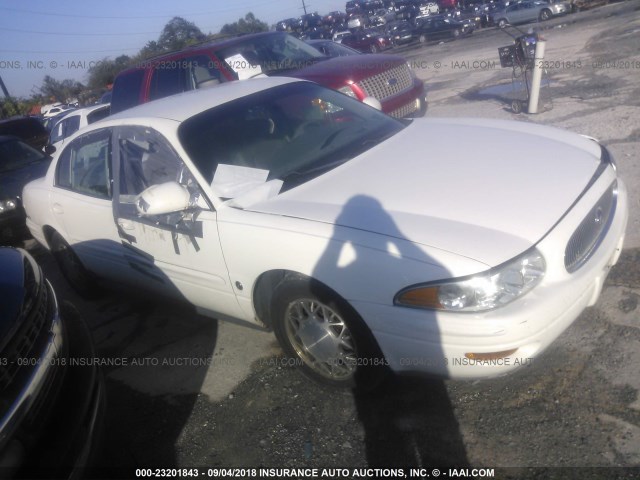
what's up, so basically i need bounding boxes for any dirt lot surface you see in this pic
[19,2,640,479]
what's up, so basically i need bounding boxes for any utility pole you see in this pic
[301,0,308,14]
[0,75,10,98]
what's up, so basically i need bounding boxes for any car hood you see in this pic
[290,54,406,88]
[0,159,50,199]
[246,118,603,266]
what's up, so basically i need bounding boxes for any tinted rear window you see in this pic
[111,69,146,114]
[87,107,110,124]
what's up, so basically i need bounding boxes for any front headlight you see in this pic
[395,249,545,312]
[407,61,418,79]
[0,198,18,213]
[338,85,357,98]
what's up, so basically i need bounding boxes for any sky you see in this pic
[0,0,345,98]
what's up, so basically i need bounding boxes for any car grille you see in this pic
[0,282,49,391]
[356,63,414,105]
[565,181,617,273]
[0,281,51,392]
[389,100,419,118]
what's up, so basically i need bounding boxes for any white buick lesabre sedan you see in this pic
[23,77,628,388]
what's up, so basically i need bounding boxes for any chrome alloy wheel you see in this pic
[284,298,357,381]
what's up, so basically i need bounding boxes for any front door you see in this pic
[112,125,244,320]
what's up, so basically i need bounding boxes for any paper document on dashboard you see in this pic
[212,164,269,198]
[225,53,263,80]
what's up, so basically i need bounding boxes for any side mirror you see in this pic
[136,181,190,216]
[44,144,56,155]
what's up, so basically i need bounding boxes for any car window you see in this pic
[184,55,225,90]
[55,128,112,199]
[116,125,206,212]
[0,138,47,173]
[215,33,325,78]
[111,69,145,114]
[65,115,81,138]
[49,119,66,143]
[149,64,186,101]
[87,107,110,124]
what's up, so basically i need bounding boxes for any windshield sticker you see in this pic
[211,164,269,198]
[224,53,263,80]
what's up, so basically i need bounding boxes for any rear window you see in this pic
[87,107,110,124]
[111,69,146,114]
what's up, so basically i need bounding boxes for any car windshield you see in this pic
[179,82,405,200]
[0,138,48,173]
[215,33,326,78]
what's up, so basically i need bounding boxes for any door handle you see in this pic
[118,220,135,231]
[52,203,64,214]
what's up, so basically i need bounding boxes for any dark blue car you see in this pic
[0,135,51,243]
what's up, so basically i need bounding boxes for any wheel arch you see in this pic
[252,269,350,330]
[42,225,59,249]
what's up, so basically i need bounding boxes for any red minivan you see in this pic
[111,31,427,119]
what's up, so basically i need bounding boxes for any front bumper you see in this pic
[381,78,427,118]
[4,290,105,478]
[354,170,628,379]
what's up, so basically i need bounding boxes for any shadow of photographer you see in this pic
[310,195,470,469]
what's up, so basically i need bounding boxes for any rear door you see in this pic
[50,127,126,279]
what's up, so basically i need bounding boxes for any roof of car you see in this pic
[135,31,293,65]
[58,103,110,119]
[107,76,303,123]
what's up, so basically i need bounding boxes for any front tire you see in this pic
[370,44,379,53]
[539,9,552,21]
[271,278,386,389]
[50,231,101,299]
[497,18,508,28]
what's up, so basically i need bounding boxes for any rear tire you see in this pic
[497,18,508,28]
[50,231,101,299]
[271,277,387,389]
[511,99,523,114]
[539,9,552,21]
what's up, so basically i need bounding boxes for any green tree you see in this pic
[137,40,163,60]
[39,76,84,103]
[220,12,269,36]
[0,97,42,119]
[157,16,206,51]
[87,55,131,90]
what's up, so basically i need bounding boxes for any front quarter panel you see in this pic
[216,206,487,324]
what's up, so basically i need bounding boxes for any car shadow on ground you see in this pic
[27,240,220,471]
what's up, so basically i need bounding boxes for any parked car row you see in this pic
[109,31,427,119]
